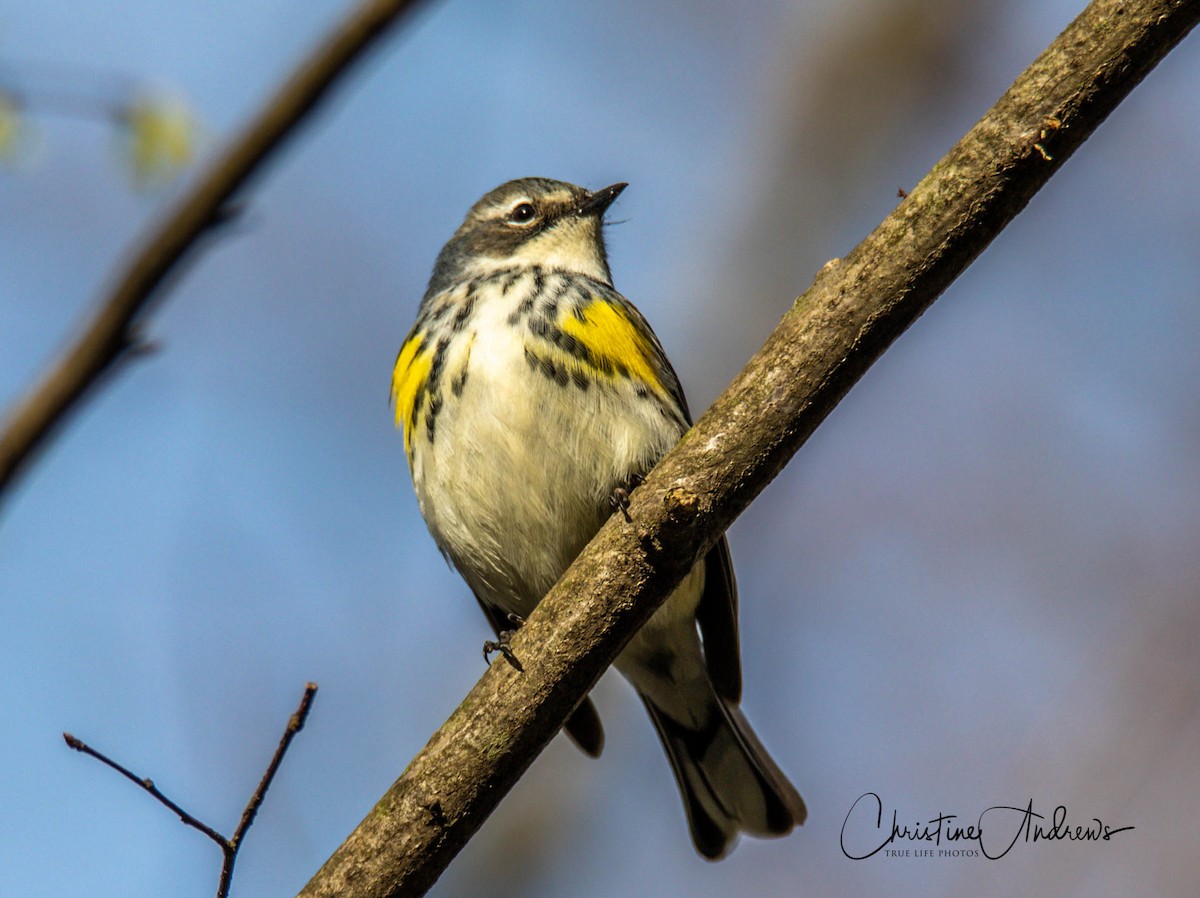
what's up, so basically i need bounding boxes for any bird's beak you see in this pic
[577,182,628,217]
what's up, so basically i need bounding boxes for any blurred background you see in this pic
[2,0,1199,895]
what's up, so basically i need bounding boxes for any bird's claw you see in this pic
[609,475,643,523]
[483,614,526,670]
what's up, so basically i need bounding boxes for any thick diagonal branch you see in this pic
[0,0,429,503]
[300,2,1200,896]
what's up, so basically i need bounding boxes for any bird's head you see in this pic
[426,178,627,297]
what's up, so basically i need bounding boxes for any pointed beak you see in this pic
[577,182,628,218]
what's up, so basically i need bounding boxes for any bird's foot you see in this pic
[609,474,644,523]
[483,613,526,670]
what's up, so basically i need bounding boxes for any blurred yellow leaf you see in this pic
[0,93,23,163]
[122,95,198,186]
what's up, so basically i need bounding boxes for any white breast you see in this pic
[410,287,680,615]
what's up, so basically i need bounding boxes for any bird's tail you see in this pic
[639,691,806,859]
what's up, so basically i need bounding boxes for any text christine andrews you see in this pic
[840,792,1134,860]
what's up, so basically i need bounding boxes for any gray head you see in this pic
[425,178,627,299]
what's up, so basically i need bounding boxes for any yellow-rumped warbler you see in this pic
[391,178,805,858]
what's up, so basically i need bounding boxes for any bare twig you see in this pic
[62,732,228,846]
[220,682,319,896]
[0,0,430,505]
[66,682,318,898]
[299,2,1200,896]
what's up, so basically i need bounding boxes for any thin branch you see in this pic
[233,681,319,847]
[0,0,430,506]
[299,2,1200,896]
[63,732,228,847]
[66,682,319,898]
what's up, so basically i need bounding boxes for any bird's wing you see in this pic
[696,535,742,702]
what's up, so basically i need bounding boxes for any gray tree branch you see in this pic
[0,0,430,506]
[298,1,1200,896]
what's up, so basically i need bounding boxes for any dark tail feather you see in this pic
[564,695,604,757]
[640,694,806,859]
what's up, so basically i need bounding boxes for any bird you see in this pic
[391,177,805,858]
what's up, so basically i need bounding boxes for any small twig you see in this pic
[219,682,319,895]
[62,732,227,846]
[66,682,318,898]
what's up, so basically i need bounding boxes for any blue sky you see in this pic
[3,1,1200,896]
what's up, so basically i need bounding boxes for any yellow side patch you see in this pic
[561,299,664,397]
[391,332,432,454]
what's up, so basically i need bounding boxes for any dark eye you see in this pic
[508,202,537,224]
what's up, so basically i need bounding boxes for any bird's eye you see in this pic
[508,202,537,224]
